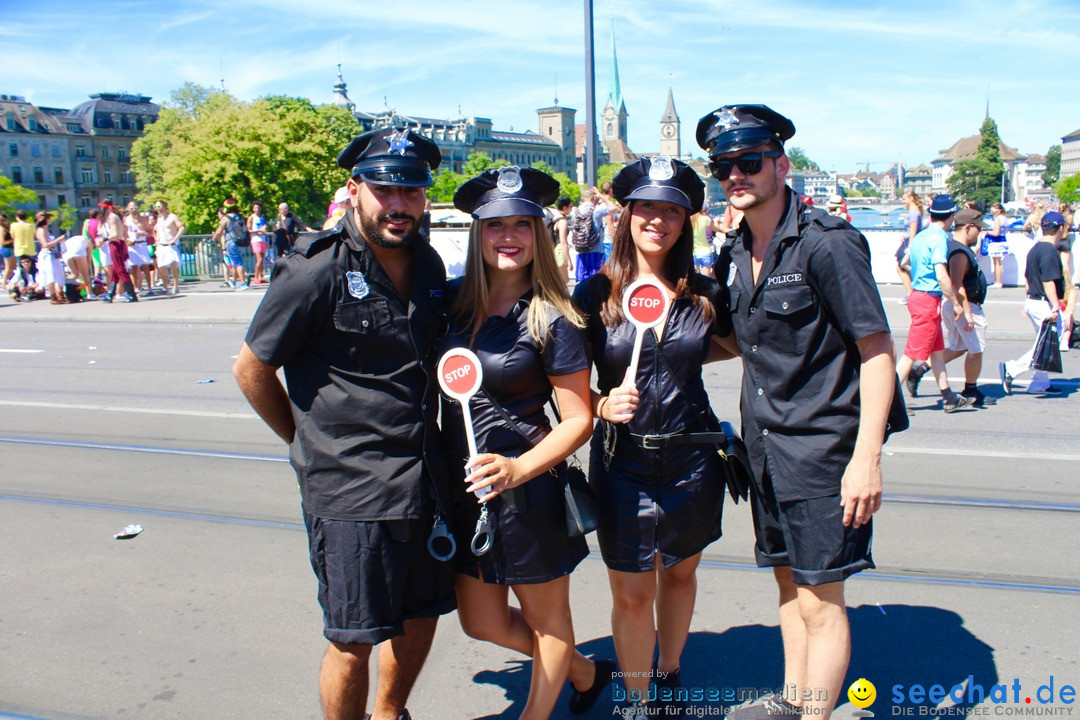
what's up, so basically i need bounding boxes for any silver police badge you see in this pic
[387,129,414,156]
[648,156,675,181]
[714,107,739,130]
[727,263,738,287]
[496,166,524,194]
[346,271,370,300]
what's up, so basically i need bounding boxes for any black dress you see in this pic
[573,273,729,572]
[440,284,590,585]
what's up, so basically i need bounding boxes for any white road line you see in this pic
[0,349,44,353]
[947,375,1080,388]
[0,400,257,419]
[885,446,1080,462]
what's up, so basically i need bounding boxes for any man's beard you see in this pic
[359,211,420,249]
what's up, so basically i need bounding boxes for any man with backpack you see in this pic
[570,189,605,283]
[941,208,995,406]
[213,198,250,291]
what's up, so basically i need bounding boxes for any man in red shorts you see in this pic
[895,194,976,412]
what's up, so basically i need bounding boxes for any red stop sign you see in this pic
[625,282,667,326]
[438,349,483,400]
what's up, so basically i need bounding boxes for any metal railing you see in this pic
[174,235,272,280]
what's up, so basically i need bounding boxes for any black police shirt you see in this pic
[717,188,890,501]
[245,211,450,522]
[439,282,589,466]
[573,273,729,440]
[1025,241,1064,301]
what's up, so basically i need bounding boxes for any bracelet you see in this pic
[596,396,609,421]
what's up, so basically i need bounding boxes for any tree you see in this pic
[531,161,581,204]
[0,176,37,215]
[787,147,821,172]
[132,86,358,232]
[1054,174,1080,204]
[596,163,622,189]
[1043,144,1061,188]
[946,117,1005,207]
[57,203,78,233]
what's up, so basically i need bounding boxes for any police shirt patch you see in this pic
[346,271,370,299]
[429,289,444,298]
[765,273,804,287]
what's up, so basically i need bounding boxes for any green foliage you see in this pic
[531,161,581,204]
[1054,174,1080,204]
[57,203,78,232]
[787,147,821,172]
[0,175,38,215]
[132,86,357,232]
[1043,144,1061,188]
[596,163,622,189]
[946,117,1006,207]
[461,152,501,176]
[428,168,466,204]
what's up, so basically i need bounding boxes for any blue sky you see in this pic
[2,0,1078,174]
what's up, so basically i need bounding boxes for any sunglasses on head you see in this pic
[707,151,782,181]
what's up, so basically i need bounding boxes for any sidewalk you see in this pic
[0,278,1048,340]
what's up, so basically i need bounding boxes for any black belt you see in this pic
[627,431,728,451]
[1028,294,1047,301]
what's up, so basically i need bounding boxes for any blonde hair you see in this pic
[452,216,584,347]
[903,189,923,212]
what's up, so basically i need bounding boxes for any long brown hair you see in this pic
[598,200,713,328]
[451,215,584,346]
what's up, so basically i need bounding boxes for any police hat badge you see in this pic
[388,128,414,156]
[496,166,524,194]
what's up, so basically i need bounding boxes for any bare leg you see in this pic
[372,616,437,719]
[928,350,951,394]
[654,553,701,674]
[514,576,576,719]
[895,354,916,383]
[797,582,850,718]
[774,567,805,705]
[608,566,658,698]
[964,352,983,384]
[320,641,372,720]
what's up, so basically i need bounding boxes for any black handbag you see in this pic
[716,421,751,504]
[483,390,600,537]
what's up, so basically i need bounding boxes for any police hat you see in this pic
[611,156,705,212]
[337,127,442,187]
[695,104,796,157]
[453,166,560,220]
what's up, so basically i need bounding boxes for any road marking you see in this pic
[0,349,44,353]
[885,445,1080,462]
[0,400,257,419]
[885,493,1080,513]
[0,436,286,463]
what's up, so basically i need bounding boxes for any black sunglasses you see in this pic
[708,151,782,181]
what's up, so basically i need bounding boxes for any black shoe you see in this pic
[728,697,803,720]
[363,711,410,720]
[942,394,977,413]
[960,387,996,406]
[905,362,928,398]
[568,658,615,714]
[655,668,685,717]
[1040,386,1064,395]
[999,362,1012,395]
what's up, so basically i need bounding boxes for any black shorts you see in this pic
[750,477,874,586]
[589,431,725,573]
[304,511,456,645]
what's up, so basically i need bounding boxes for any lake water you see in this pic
[848,206,906,230]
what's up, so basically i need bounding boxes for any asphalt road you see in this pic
[2,286,1079,720]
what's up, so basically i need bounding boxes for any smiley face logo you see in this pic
[848,678,877,709]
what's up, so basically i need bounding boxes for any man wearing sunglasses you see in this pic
[699,105,897,720]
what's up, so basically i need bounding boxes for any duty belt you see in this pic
[628,431,729,451]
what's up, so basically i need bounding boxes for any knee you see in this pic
[520,602,571,636]
[796,592,846,634]
[612,589,654,619]
[326,642,371,679]
[658,567,697,593]
[457,607,503,643]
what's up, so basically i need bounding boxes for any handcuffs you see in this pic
[426,508,456,561]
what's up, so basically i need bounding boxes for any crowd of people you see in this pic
[1,199,313,302]
[233,110,897,720]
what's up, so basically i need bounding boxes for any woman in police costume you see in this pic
[441,166,613,719]
[572,157,737,718]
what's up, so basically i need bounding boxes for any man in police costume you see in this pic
[699,105,896,719]
[233,127,455,720]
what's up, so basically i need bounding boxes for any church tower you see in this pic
[537,102,577,176]
[600,20,628,150]
[330,64,355,113]
[659,87,680,158]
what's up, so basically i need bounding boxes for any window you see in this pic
[5,115,16,131]
[7,143,16,157]
[54,168,64,184]
[80,196,91,209]
[120,171,133,184]
[80,168,94,183]
[31,144,41,157]
[28,118,39,132]
[103,169,112,184]
[66,123,82,133]
[37,195,46,208]
[51,145,62,157]
[118,147,127,161]
[12,167,22,184]
[33,167,44,184]
[75,146,87,158]
[58,194,66,206]
[101,146,110,159]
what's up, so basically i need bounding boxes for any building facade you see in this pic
[1061,127,1080,180]
[1,93,159,215]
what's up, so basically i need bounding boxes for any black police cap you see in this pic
[695,104,796,157]
[611,156,705,213]
[337,127,442,187]
[453,166,560,220]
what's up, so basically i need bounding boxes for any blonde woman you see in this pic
[896,189,923,303]
[985,202,1009,288]
[442,166,613,719]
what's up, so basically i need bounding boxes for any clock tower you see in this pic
[659,87,680,158]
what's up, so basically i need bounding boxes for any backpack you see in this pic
[570,203,601,253]
[225,213,250,247]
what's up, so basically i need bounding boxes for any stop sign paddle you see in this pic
[437,347,492,499]
[622,278,670,381]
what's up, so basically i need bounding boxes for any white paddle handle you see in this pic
[460,401,492,499]
[626,328,645,384]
